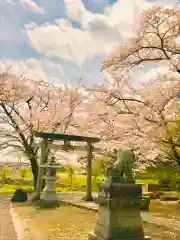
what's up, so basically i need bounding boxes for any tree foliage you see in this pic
[1,5,180,177]
[87,5,180,169]
[0,72,89,186]
[102,6,180,73]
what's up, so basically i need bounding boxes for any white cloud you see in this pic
[1,0,178,87]
[0,58,68,84]
[25,20,116,67]
[20,0,45,14]
[64,0,93,23]
[24,0,152,67]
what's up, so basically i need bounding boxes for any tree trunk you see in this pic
[30,157,39,189]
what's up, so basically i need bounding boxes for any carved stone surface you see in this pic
[106,149,135,184]
[88,183,151,240]
[39,156,60,208]
[99,183,142,199]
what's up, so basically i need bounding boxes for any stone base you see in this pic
[88,232,151,240]
[39,199,60,208]
[40,189,60,208]
[89,183,150,240]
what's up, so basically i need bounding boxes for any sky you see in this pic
[0,0,179,87]
[0,0,179,163]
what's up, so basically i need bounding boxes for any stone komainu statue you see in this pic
[106,149,135,183]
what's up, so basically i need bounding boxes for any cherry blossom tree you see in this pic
[102,6,180,75]
[87,72,179,168]
[0,72,87,187]
[86,5,180,169]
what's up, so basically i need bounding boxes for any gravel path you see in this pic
[58,192,180,234]
[0,195,17,240]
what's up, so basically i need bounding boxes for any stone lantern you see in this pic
[39,155,60,208]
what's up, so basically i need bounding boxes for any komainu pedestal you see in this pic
[88,183,151,240]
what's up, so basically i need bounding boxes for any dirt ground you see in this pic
[13,203,179,240]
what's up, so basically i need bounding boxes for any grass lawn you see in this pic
[0,181,156,195]
[0,184,85,194]
[0,167,158,184]
[12,203,178,240]
[0,167,160,194]
[58,172,158,185]
[57,172,87,185]
[0,169,157,194]
[0,171,158,194]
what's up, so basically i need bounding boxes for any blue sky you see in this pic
[0,0,178,86]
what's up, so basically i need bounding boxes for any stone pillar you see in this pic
[88,182,151,240]
[85,142,93,201]
[35,139,48,200]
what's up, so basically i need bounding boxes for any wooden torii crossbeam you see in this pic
[33,131,100,201]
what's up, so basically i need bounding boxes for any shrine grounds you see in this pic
[10,200,178,240]
[1,167,180,240]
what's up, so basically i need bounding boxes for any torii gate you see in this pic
[33,131,100,201]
